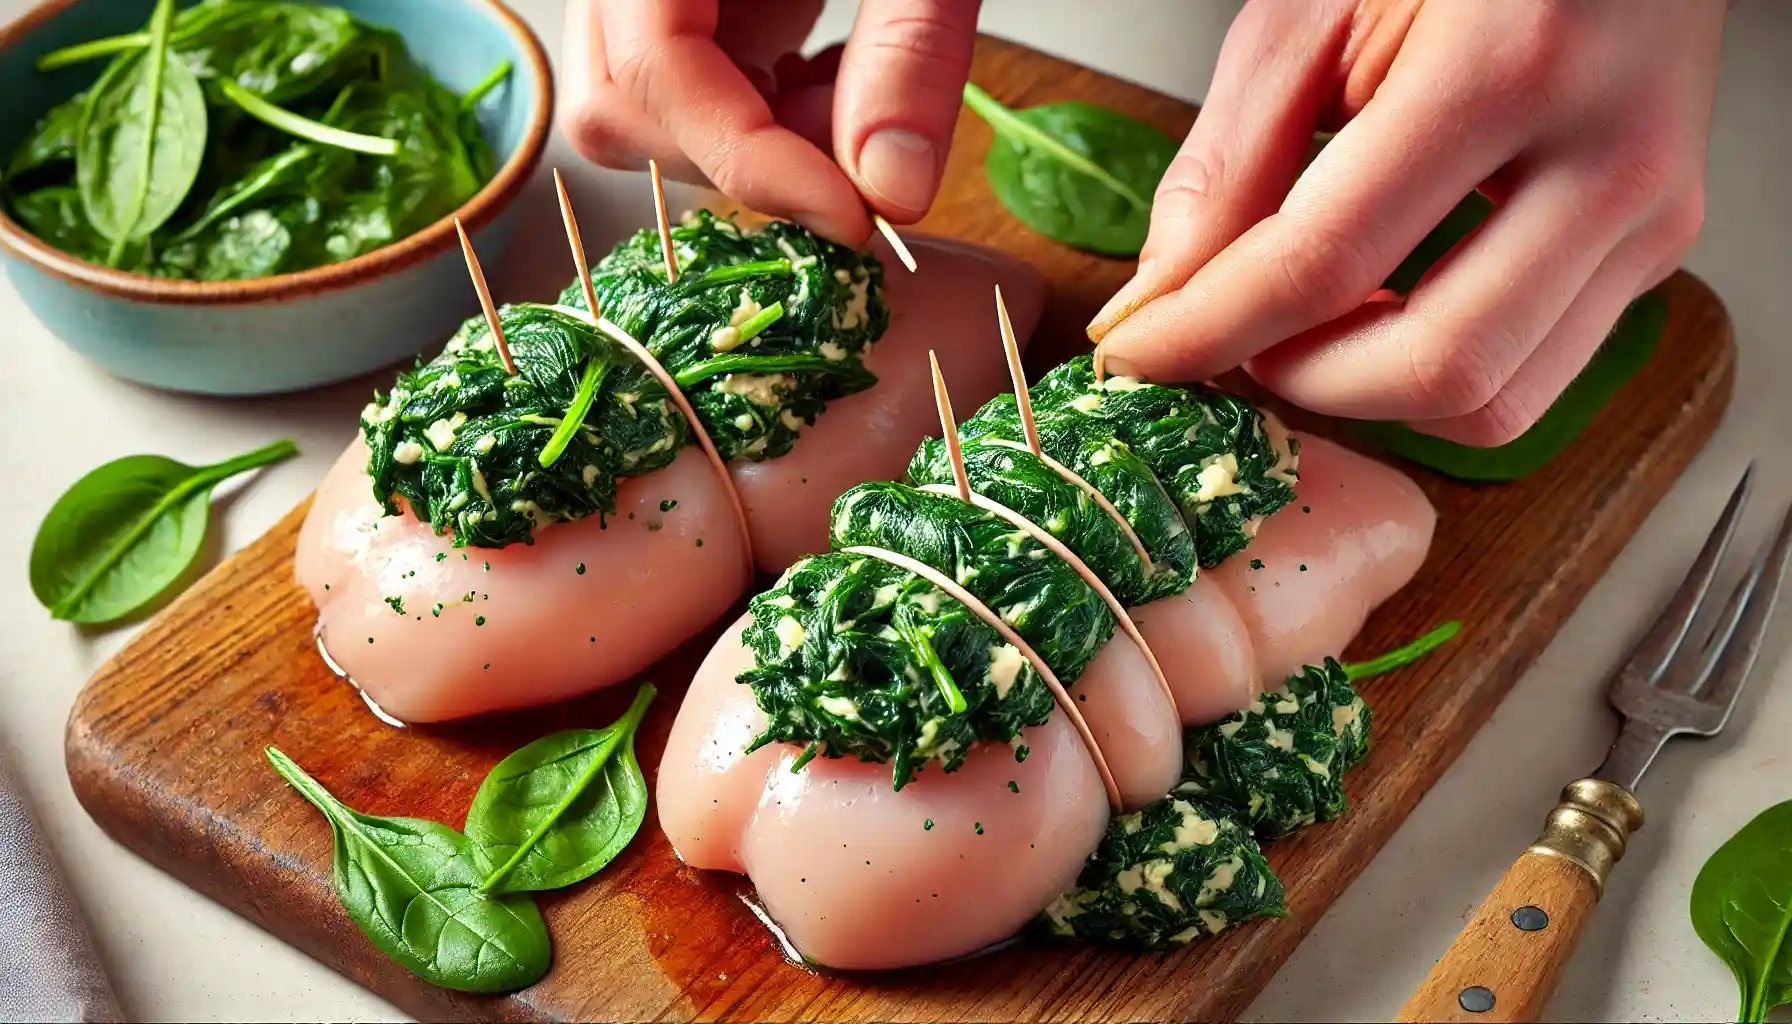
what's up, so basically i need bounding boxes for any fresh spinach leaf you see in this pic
[29,438,297,624]
[466,685,656,895]
[1354,285,1667,481]
[461,59,514,110]
[218,78,398,157]
[8,186,108,260]
[963,82,1177,256]
[74,0,208,264]
[1691,800,1792,1023]
[265,747,552,994]
[6,95,85,181]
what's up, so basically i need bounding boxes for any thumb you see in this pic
[1088,0,1350,347]
[833,0,983,223]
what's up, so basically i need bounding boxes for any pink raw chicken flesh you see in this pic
[295,236,1045,724]
[657,433,1435,969]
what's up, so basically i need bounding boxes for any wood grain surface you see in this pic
[65,36,1736,1023]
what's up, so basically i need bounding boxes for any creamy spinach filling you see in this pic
[361,210,887,547]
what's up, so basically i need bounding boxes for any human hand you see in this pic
[560,0,982,246]
[1088,0,1725,446]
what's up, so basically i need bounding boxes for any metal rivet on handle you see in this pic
[1511,905,1549,931]
[1459,986,1496,1013]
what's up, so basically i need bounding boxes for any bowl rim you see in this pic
[0,0,554,306]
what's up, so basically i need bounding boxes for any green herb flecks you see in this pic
[7,1,501,281]
[1692,800,1792,1023]
[467,685,655,895]
[29,439,298,624]
[265,747,551,993]
[962,82,1178,256]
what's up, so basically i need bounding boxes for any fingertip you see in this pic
[854,127,943,221]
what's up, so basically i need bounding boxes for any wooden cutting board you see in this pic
[65,36,1735,1023]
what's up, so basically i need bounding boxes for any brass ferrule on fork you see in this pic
[1526,779,1646,894]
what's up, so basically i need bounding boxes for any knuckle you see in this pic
[1406,318,1517,418]
[1654,188,1707,252]
[1487,3,1576,95]
[1452,392,1544,448]
[606,38,661,104]
[1274,219,1381,320]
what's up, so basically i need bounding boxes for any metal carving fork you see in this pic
[1397,464,1792,1023]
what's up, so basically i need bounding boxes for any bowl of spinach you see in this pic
[0,0,551,395]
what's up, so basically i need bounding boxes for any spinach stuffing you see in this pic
[740,353,1297,785]
[1040,660,1373,948]
[361,211,888,548]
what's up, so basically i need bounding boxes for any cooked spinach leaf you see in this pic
[29,438,297,625]
[6,0,499,280]
[829,481,1114,679]
[1178,658,1372,839]
[557,208,886,462]
[75,0,207,265]
[963,83,1177,256]
[265,747,552,994]
[741,552,1054,788]
[466,685,656,895]
[1691,800,1792,1023]
[362,211,887,548]
[1042,796,1283,949]
[1355,285,1668,481]
[909,399,1195,606]
[1022,355,1299,569]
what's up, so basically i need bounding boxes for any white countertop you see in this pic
[2,1,1789,1020]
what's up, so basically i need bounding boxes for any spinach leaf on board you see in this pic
[963,83,1177,256]
[465,685,657,895]
[28,439,297,625]
[265,748,552,994]
[74,0,208,265]
[1691,800,1792,1023]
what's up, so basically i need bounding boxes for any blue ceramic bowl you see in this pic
[0,0,552,395]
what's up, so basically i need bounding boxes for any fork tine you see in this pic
[1673,548,1765,697]
[1612,463,1755,691]
[1691,499,1792,731]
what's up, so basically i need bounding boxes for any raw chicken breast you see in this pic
[734,237,1044,571]
[1205,434,1435,684]
[1133,433,1436,722]
[658,436,1435,969]
[659,618,1109,970]
[297,444,750,723]
[296,236,1044,722]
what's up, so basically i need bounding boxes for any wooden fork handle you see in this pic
[1394,780,1644,1023]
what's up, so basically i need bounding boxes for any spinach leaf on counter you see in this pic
[29,438,297,625]
[265,748,552,994]
[1692,800,1792,1023]
[74,0,207,266]
[467,685,656,895]
[963,83,1177,256]
[4,0,503,281]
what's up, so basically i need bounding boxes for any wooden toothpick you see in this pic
[994,285,1041,457]
[553,169,600,318]
[929,351,971,504]
[874,214,917,273]
[649,160,678,283]
[454,217,515,375]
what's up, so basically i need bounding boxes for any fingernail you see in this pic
[1088,258,1157,341]
[1101,353,1142,379]
[857,129,938,215]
